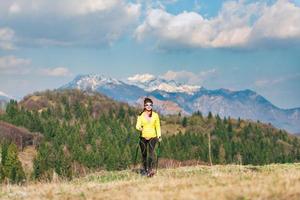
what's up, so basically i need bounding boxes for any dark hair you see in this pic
[139,97,153,117]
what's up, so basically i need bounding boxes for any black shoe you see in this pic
[140,169,148,176]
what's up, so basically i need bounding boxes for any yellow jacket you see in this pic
[136,111,161,138]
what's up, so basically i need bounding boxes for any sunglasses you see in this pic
[144,103,153,107]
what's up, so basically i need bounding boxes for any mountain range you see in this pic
[60,74,300,134]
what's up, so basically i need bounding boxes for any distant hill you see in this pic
[60,74,300,134]
[0,121,42,150]
[20,89,138,119]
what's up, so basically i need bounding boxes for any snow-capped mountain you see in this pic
[125,73,201,94]
[60,74,146,104]
[60,74,300,133]
[61,74,123,90]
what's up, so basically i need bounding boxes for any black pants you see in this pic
[139,137,158,171]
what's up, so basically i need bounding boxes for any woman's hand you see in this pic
[158,137,162,142]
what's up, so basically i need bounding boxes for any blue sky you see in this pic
[0,0,299,109]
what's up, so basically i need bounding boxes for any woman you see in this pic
[136,97,161,177]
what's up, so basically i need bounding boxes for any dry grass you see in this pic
[161,123,186,136]
[18,146,37,177]
[1,163,300,200]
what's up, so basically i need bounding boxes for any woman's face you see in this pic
[144,102,153,111]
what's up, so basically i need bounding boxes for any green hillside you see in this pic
[0,89,300,183]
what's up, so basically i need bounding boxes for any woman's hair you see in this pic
[139,97,153,117]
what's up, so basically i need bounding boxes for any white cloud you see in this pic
[162,0,178,4]
[9,2,21,14]
[0,55,31,74]
[135,0,300,49]
[0,0,141,47]
[250,0,300,40]
[40,67,72,77]
[2,0,121,16]
[142,0,178,10]
[0,27,16,50]
[66,0,120,15]
[128,73,156,83]
[0,55,72,77]
[127,69,217,86]
[160,69,217,84]
[255,73,300,87]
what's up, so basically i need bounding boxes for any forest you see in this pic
[1,89,299,184]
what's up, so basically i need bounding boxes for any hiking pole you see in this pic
[133,142,140,169]
[156,140,161,173]
[133,133,141,170]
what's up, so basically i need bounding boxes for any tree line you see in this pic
[0,90,299,184]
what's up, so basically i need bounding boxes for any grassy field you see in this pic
[1,163,300,200]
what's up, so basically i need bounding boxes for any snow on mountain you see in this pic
[61,74,123,91]
[65,73,201,95]
[60,74,146,104]
[126,74,201,94]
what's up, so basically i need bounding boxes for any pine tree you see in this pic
[118,106,126,119]
[87,98,92,112]
[32,142,53,180]
[195,110,203,118]
[6,100,18,121]
[1,142,9,166]
[182,117,188,127]
[223,117,227,124]
[0,164,4,183]
[74,100,83,119]
[3,143,25,184]
[208,111,213,120]
[54,147,72,179]
[237,117,241,128]
[227,121,233,132]
[0,144,5,183]
[218,144,226,164]
[178,111,182,118]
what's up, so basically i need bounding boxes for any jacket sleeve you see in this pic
[155,114,161,138]
[136,115,143,131]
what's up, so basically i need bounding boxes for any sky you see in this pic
[0,0,299,109]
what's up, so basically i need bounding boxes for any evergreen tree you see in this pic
[208,111,213,120]
[223,117,227,124]
[195,110,203,118]
[182,117,188,127]
[32,142,53,180]
[118,106,126,119]
[6,100,18,121]
[227,121,233,132]
[218,144,226,164]
[2,143,25,184]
